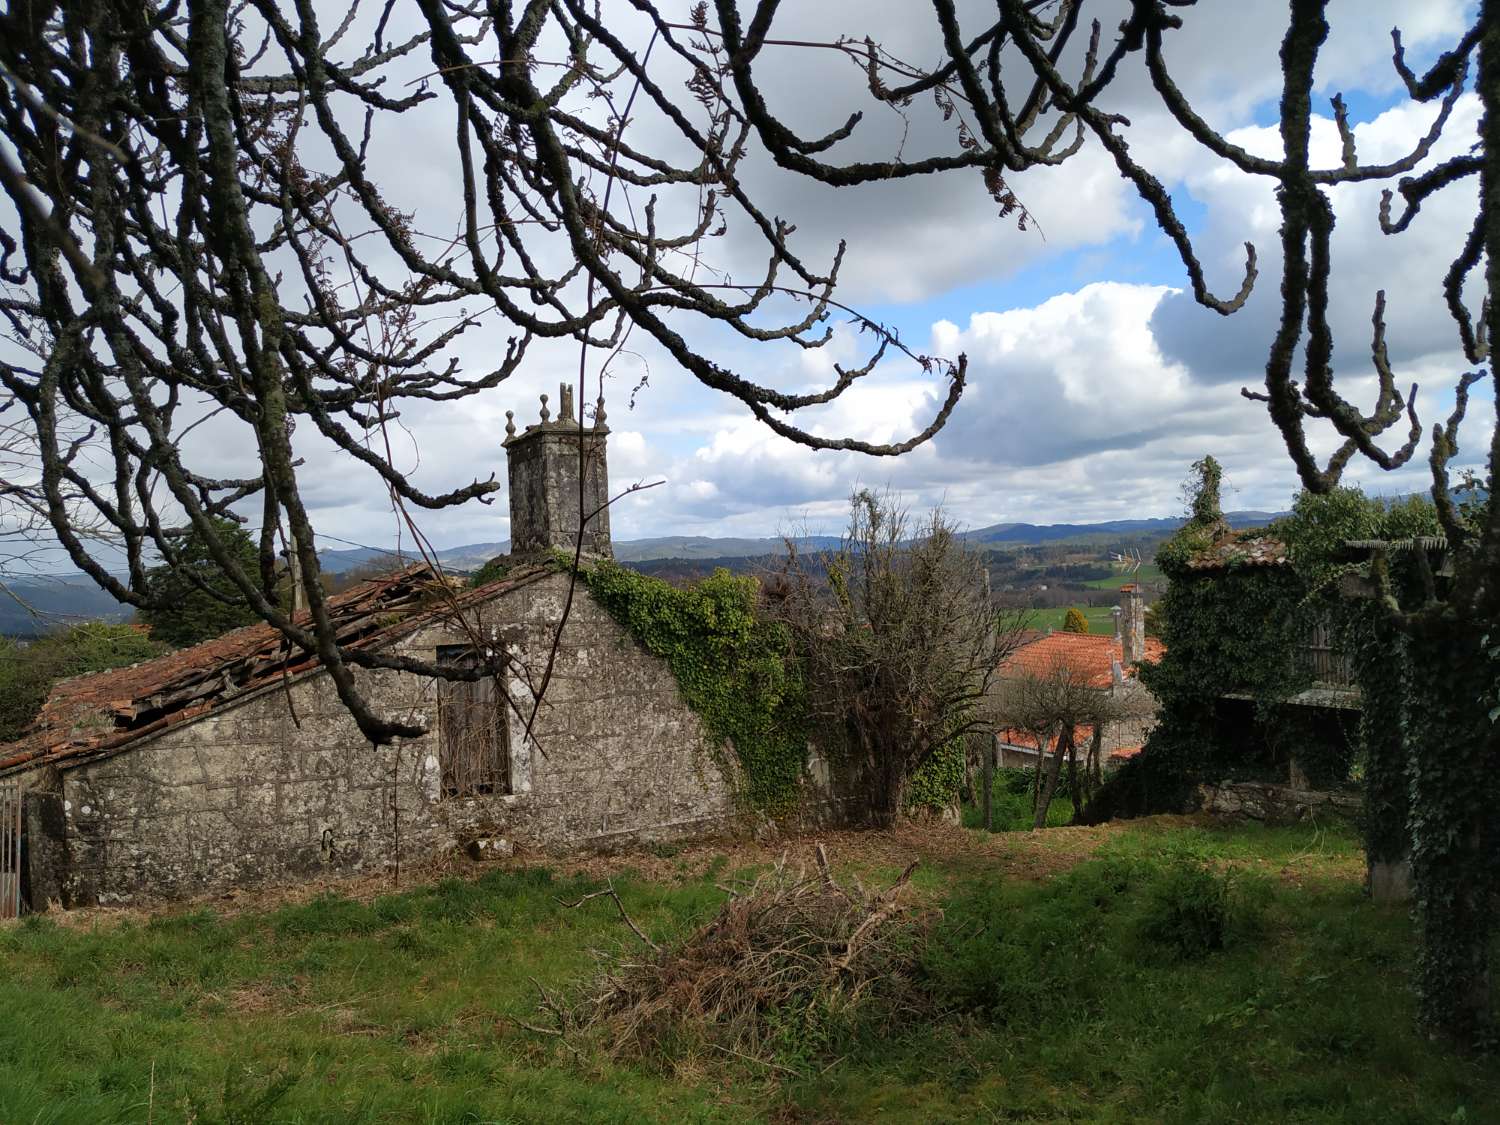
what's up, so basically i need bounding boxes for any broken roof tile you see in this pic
[1185,533,1290,571]
[0,561,551,776]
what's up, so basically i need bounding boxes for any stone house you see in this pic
[0,388,750,909]
[992,584,1162,769]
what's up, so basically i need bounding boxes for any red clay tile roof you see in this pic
[998,630,1162,690]
[995,725,1140,759]
[1185,532,1289,571]
[998,725,1093,749]
[0,561,550,776]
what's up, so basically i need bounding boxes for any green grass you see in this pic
[1023,605,1119,633]
[961,768,1076,831]
[1082,562,1165,589]
[1,821,1496,1123]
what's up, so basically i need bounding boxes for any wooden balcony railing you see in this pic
[1298,622,1356,688]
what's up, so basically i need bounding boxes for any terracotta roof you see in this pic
[998,630,1162,690]
[0,561,551,776]
[998,725,1093,750]
[1185,532,1289,571]
[995,725,1139,760]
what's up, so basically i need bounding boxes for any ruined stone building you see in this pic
[0,388,744,908]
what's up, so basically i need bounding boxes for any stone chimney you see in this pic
[503,383,612,559]
[1119,583,1146,667]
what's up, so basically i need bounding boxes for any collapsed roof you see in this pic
[0,562,551,777]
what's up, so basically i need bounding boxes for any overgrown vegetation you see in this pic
[1101,458,1498,1044]
[2,820,1495,1122]
[962,767,1075,832]
[903,734,968,814]
[1102,459,1356,819]
[579,559,808,813]
[774,491,1020,825]
[0,621,164,740]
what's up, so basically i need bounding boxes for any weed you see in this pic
[1136,860,1265,961]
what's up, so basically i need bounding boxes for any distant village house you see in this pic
[993,583,1162,769]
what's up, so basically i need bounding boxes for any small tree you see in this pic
[993,654,1150,828]
[1062,608,1090,634]
[775,491,1024,827]
[139,518,266,648]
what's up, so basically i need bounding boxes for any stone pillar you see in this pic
[1119,583,1146,666]
[503,384,612,558]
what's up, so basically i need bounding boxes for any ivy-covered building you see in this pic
[1092,460,1370,821]
[0,389,814,909]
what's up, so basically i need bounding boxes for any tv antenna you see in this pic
[1110,548,1143,581]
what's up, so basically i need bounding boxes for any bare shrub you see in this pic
[555,848,929,1066]
[773,490,1026,826]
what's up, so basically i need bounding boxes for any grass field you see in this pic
[1081,562,1165,589]
[1021,604,1119,633]
[2,819,1496,1123]
[962,767,1076,831]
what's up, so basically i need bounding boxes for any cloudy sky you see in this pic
[10,1,1494,566]
[338,0,1487,553]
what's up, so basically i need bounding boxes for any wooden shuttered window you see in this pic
[436,646,510,798]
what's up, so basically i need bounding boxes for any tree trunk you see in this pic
[1066,734,1081,812]
[982,743,995,832]
[1354,616,1412,900]
[1089,726,1104,796]
[866,726,912,829]
[1033,726,1072,829]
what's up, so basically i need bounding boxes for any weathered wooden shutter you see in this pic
[436,648,510,797]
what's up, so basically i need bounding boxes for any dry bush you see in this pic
[546,847,932,1066]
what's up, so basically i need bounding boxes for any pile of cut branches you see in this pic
[535,846,931,1064]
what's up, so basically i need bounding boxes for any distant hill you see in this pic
[314,513,1285,576]
[315,541,508,575]
[315,535,845,574]
[960,510,1282,545]
[614,535,842,562]
[7,510,1292,631]
[1,577,133,637]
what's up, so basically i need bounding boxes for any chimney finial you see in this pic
[538,392,550,423]
[595,396,607,426]
[559,382,575,423]
[504,410,516,438]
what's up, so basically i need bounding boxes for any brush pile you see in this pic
[564,846,930,1062]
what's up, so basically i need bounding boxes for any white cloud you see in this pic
[9,1,1486,571]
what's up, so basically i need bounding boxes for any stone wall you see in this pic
[45,573,741,905]
[1197,779,1361,825]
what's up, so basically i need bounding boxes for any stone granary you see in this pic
[0,388,742,909]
